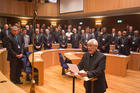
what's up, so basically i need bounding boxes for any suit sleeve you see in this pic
[7,38,17,57]
[87,55,106,78]
[77,54,86,70]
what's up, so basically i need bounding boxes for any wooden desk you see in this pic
[0,72,26,93]
[64,52,129,77]
[105,54,129,77]
[29,48,82,85]
[0,48,9,78]
[128,52,140,70]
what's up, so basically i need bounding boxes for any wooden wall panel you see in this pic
[60,0,140,16]
[37,3,57,17]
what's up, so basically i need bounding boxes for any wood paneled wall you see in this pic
[1,0,140,17]
[59,0,140,16]
[0,0,57,17]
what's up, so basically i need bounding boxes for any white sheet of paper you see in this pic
[67,64,79,75]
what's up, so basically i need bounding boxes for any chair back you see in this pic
[58,52,65,67]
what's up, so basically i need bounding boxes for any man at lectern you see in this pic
[77,39,108,93]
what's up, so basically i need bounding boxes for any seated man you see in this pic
[77,39,108,93]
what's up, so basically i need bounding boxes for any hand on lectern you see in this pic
[78,71,87,77]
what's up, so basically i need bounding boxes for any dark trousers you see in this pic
[10,58,23,83]
[84,81,104,93]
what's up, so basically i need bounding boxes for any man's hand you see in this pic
[16,54,23,59]
[62,45,65,47]
[84,45,87,49]
[78,72,87,77]
[36,46,41,49]
[102,46,105,50]
[47,43,50,46]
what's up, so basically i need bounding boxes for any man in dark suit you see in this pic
[71,28,81,48]
[1,24,10,48]
[81,27,93,52]
[7,26,24,84]
[110,28,117,45]
[54,28,60,43]
[130,30,140,52]
[34,28,43,51]
[77,39,108,93]
[58,30,68,48]
[115,31,122,49]
[43,29,53,49]
[117,30,131,55]
[98,27,110,53]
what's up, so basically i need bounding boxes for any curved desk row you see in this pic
[29,48,82,85]
[28,44,82,52]
[64,52,130,77]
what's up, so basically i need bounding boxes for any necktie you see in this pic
[36,35,39,42]
[15,36,18,44]
[6,30,8,36]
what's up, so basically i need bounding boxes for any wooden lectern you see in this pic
[66,72,97,93]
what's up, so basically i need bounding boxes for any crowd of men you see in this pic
[0,22,140,84]
[0,23,140,56]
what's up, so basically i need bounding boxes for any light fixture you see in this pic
[95,20,102,25]
[21,20,28,25]
[88,16,105,19]
[51,21,57,26]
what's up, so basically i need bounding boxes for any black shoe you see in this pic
[16,81,23,84]
[26,77,31,81]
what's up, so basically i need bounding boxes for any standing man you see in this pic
[110,28,117,45]
[99,27,110,53]
[7,26,24,84]
[34,29,43,51]
[1,24,10,48]
[58,30,68,48]
[81,27,93,52]
[77,39,108,93]
[130,30,140,52]
[21,29,30,54]
[117,30,131,55]
[25,25,33,44]
[43,29,53,49]
[71,28,81,48]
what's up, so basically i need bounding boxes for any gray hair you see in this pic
[87,39,98,46]
[10,26,18,31]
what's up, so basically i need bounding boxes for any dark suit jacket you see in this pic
[7,34,24,61]
[71,33,81,48]
[131,36,140,51]
[34,34,43,51]
[54,31,60,43]
[117,36,131,55]
[58,35,68,48]
[1,29,10,47]
[78,51,108,93]
[43,34,53,49]
[80,33,93,51]
[110,33,117,45]
[98,33,110,53]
